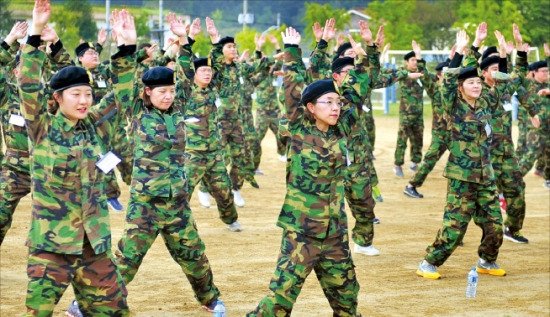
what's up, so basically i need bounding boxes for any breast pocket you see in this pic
[48,150,79,189]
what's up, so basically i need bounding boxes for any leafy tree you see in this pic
[366,0,424,50]
[413,0,459,50]
[191,32,212,58]
[517,0,550,58]
[134,12,152,42]
[453,0,524,47]
[51,9,82,51]
[301,3,350,49]
[64,0,98,41]
[0,0,15,39]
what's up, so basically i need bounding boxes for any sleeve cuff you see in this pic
[26,35,42,48]
[49,40,63,57]
[1,41,9,51]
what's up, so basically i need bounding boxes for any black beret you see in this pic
[49,66,93,92]
[193,57,211,69]
[331,57,354,73]
[75,42,96,57]
[142,67,176,88]
[219,36,235,47]
[458,67,480,81]
[138,42,152,50]
[530,60,548,71]
[335,42,352,58]
[403,51,415,60]
[481,46,498,60]
[479,55,499,70]
[435,61,449,72]
[301,79,339,106]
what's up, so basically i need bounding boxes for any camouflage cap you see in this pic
[301,79,339,105]
[142,66,176,88]
[49,66,93,92]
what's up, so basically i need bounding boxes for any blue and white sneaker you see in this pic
[66,300,83,317]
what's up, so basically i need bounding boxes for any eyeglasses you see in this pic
[315,100,344,108]
[84,50,99,56]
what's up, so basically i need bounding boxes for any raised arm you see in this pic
[281,27,306,124]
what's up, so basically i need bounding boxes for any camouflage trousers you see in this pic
[184,150,238,224]
[519,127,550,180]
[345,163,376,247]
[246,230,361,317]
[219,118,249,190]
[0,151,31,245]
[363,108,376,153]
[24,243,128,317]
[492,152,527,233]
[409,132,448,188]
[515,113,544,173]
[255,108,287,169]
[394,117,423,166]
[425,179,503,267]
[115,194,220,306]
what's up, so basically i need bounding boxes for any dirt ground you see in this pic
[1,115,549,317]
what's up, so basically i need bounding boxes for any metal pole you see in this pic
[276,12,280,28]
[159,0,164,46]
[106,0,111,54]
[243,0,248,30]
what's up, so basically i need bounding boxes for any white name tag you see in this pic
[251,92,257,100]
[9,114,25,127]
[239,77,244,85]
[361,105,370,113]
[215,98,222,108]
[96,151,121,174]
[97,80,107,88]
[416,79,423,87]
[485,123,492,137]
[272,80,278,87]
[345,151,351,166]
[184,117,200,123]
[502,102,513,112]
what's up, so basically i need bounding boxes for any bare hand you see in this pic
[97,28,107,46]
[273,52,284,61]
[188,18,201,39]
[494,30,507,57]
[8,21,28,42]
[544,43,549,57]
[513,23,523,49]
[537,88,550,97]
[530,115,540,129]
[312,22,323,43]
[348,34,366,56]
[412,40,421,59]
[205,17,220,43]
[31,0,51,34]
[473,22,487,47]
[505,41,514,55]
[456,29,469,54]
[40,24,59,43]
[145,43,157,58]
[375,25,384,47]
[322,18,336,42]
[449,44,456,59]
[407,72,424,79]
[239,49,250,62]
[281,27,301,46]
[358,20,373,46]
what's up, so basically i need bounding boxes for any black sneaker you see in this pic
[404,186,424,198]
[504,227,529,244]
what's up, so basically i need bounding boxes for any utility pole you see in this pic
[243,0,248,30]
[159,0,164,45]
[106,0,111,54]
[276,12,280,28]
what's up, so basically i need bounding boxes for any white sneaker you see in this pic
[255,168,264,175]
[353,244,380,256]
[232,190,245,207]
[226,221,243,232]
[278,154,287,162]
[198,190,211,208]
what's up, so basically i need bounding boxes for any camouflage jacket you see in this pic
[18,38,134,255]
[125,44,191,198]
[464,51,533,156]
[254,57,282,112]
[441,65,510,184]
[307,39,332,82]
[211,42,265,122]
[398,59,434,119]
[277,45,357,239]
[421,68,447,135]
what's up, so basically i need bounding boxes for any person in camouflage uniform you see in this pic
[203,18,264,207]
[404,58,451,198]
[180,21,241,232]
[75,31,133,211]
[114,14,223,313]
[18,2,133,315]
[393,42,436,177]
[416,29,511,280]
[517,56,549,188]
[248,24,379,316]
[0,21,75,246]
[251,34,286,172]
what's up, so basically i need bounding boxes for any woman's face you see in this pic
[307,92,341,132]
[146,85,175,110]
[460,77,482,100]
[55,86,93,123]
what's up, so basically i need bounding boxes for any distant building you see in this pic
[346,8,371,33]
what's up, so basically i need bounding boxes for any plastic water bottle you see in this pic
[466,267,478,298]
[213,300,226,317]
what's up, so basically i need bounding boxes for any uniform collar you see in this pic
[55,110,82,132]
